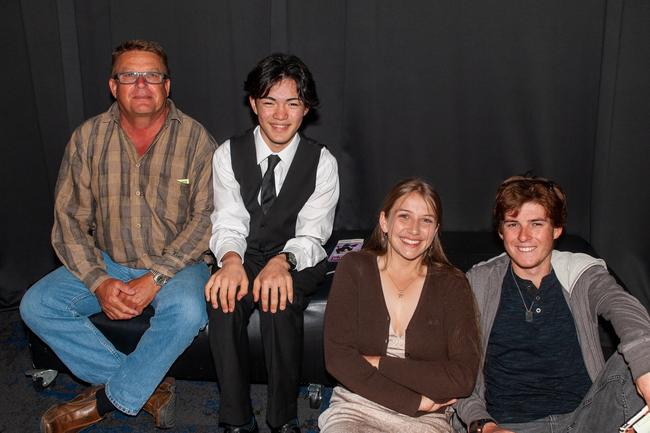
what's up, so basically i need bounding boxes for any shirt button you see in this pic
[535,296,540,301]
[136,163,141,168]
[535,307,542,313]
[136,223,142,228]
[136,191,141,196]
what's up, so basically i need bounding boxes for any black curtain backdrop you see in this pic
[1,0,648,308]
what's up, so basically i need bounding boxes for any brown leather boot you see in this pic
[40,385,105,433]
[143,377,176,429]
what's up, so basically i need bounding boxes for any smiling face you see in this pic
[108,50,170,121]
[379,192,439,264]
[500,201,563,283]
[249,78,309,152]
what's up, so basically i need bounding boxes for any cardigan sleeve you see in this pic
[454,266,496,425]
[378,271,482,401]
[324,253,423,416]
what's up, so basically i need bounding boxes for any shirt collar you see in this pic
[253,125,301,165]
[508,261,560,295]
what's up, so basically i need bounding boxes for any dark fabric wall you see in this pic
[1,0,648,309]
[592,0,650,307]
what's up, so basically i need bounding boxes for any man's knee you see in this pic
[19,285,42,327]
[159,266,210,328]
[208,303,235,323]
[19,269,65,325]
[170,294,208,332]
[259,304,304,332]
[207,298,253,341]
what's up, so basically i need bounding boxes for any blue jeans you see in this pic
[495,353,644,433]
[20,253,209,415]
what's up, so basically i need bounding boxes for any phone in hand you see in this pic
[620,406,650,433]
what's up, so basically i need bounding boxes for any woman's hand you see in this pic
[418,395,457,412]
[362,355,381,369]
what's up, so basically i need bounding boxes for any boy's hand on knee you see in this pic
[205,253,248,313]
[253,255,293,313]
[95,278,139,320]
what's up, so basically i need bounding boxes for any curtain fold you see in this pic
[1,0,648,309]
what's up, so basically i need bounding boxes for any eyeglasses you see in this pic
[112,71,168,84]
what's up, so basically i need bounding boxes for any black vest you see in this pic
[230,130,322,258]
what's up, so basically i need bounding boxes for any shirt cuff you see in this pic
[87,272,111,293]
[282,237,326,271]
[215,241,247,267]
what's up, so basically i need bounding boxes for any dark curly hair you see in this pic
[494,175,567,232]
[244,53,319,108]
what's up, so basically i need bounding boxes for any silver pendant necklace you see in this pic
[385,269,417,299]
[510,266,535,322]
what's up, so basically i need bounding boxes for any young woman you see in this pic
[319,178,481,433]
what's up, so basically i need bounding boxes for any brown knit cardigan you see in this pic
[324,251,481,416]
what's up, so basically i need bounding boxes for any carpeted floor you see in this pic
[0,308,331,433]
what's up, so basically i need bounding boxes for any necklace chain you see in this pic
[384,269,418,299]
[510,266,535,322]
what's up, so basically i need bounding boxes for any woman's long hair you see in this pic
[364,178,452,268]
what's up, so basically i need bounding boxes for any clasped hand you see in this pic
[205,253,293,313]
[95,273,160,320]
[362,355,456,413]
[418,395,456,413]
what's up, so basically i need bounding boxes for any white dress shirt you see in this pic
[209,126,340,271]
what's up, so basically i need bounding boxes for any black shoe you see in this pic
[223,419,259,433]
[270,422,301,433]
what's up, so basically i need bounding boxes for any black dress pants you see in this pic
[207,254,326,428]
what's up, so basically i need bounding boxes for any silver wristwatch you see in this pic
[150,270,171,286]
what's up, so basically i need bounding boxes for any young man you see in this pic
[455,175,650,433]
[205,53,339,433]
[20,40,216,432]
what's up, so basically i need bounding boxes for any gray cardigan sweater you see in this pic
[455,250,650,427]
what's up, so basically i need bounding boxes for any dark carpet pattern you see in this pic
[0,309,331,433]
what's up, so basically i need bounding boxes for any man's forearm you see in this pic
[156,229,211,276]
[52,224,109,292]
[51,133,108,292]
[154,198,214,276]
[211,234,247,268]
[455,385,493,431]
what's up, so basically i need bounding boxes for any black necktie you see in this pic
[260,154,281,214]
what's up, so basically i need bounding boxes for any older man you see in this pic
[20,40,216,432]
